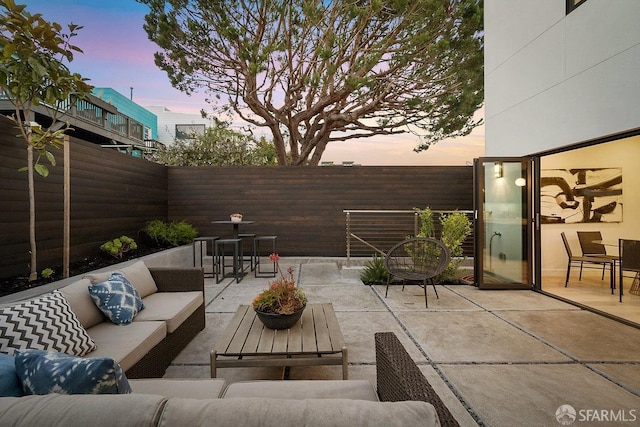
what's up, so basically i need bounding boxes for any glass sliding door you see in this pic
[474,158,534,289]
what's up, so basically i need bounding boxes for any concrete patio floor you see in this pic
[166,257,640,427]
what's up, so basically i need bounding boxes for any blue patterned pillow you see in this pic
[0,353,23,397]
[15,349,131,395]
[88,272,144,325]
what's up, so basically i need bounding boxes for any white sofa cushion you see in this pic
[0,394,166,426]
[130,378,226,399]
[85,321,166,371]
[59,279,105,329]
[222,380,379,401]
[84,261,158,299]
[159,397,441,427]
[134,291,203,333]
[118,261,158,298]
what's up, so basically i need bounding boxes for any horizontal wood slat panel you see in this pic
[1,116,473,279]
[0,117,167,277]
[168,166,473,257]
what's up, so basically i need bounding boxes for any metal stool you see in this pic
[238,233,256,271]
[192,237,219,278]
[254,235,278,278]
[215,238,244,283]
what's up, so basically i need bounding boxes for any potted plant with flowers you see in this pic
[252,253,307,329]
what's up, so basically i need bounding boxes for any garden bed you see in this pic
[0,243,171,298]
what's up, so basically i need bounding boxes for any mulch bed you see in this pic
[0,243,169,298]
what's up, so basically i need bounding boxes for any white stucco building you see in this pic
[481,0,640,321]
[145,106,212,146]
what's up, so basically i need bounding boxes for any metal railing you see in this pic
[344,209,474,264]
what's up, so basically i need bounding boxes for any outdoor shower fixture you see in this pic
[489,231,502,270]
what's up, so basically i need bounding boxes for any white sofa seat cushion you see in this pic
[130,378,226,399]
[85,321,166,372]
[134,291,203,333]
[222,380,379,401]
[159,397,441,427]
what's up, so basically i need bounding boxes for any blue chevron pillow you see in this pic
[15,349,131,395]
[0,291,96,357]
[89,272,144,325]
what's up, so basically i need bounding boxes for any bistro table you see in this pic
[212,220,256,239]
[212,220,256,280]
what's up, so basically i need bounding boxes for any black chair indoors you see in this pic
[577,231,620,280]
[561,232,614,290]
[618,239,640,302]
[384,238,450,308]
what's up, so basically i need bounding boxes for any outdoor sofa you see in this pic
[0,260,205,379]
[0,332,459,426]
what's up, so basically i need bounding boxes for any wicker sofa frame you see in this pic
[125,267,205,379]
[375,332,459,427]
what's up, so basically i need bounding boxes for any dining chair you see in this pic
[618,239,640,301]
[561,232,614,289]
[576,231,620,280]
[384,237,450,308]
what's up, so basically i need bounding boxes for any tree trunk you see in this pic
[27,141,37,281]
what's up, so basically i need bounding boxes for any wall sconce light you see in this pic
[515,177,526,187]
[494,162,503,178]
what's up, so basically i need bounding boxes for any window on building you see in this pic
[175,124,206,140]
[567,0,588,14]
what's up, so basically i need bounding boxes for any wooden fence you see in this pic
[168,166,473,256]
[0,117,167,277]
[1,115,473,277]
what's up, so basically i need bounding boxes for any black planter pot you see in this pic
[255,305,306,330]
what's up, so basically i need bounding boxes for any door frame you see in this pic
[473,157,537,290]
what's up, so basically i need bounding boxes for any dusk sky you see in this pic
[24,0,484,165]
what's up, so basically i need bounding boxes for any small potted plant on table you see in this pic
[252,253,307,329]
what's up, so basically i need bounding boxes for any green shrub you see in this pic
[143,219,198,247]
[143,219,168,245]
[360,253,389,285]
[439,211,472,281]
[41,268,54,280]
[166,220,198,246]
[100,236,137,260]
[412,207,472,282]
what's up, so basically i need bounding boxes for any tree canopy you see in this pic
[151,119,277,166]
[140,0,483,165]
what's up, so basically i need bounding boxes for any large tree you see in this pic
[140,0,483,166]
[0,0,92,280]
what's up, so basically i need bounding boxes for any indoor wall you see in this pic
[540,136,640,276]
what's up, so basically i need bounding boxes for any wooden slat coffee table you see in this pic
[211,303,348,379]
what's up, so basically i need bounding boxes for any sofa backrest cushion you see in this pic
[159,397,441,427]
[85,261,158,299]
[60,278,105,329]
[118,261,158,298]
[0,394,167,426]
[0,291,96,357]
[222,380,379,401]
[0,353,22,397]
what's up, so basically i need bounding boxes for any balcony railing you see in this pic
[3,94,148,145]
[344,209,474,264]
